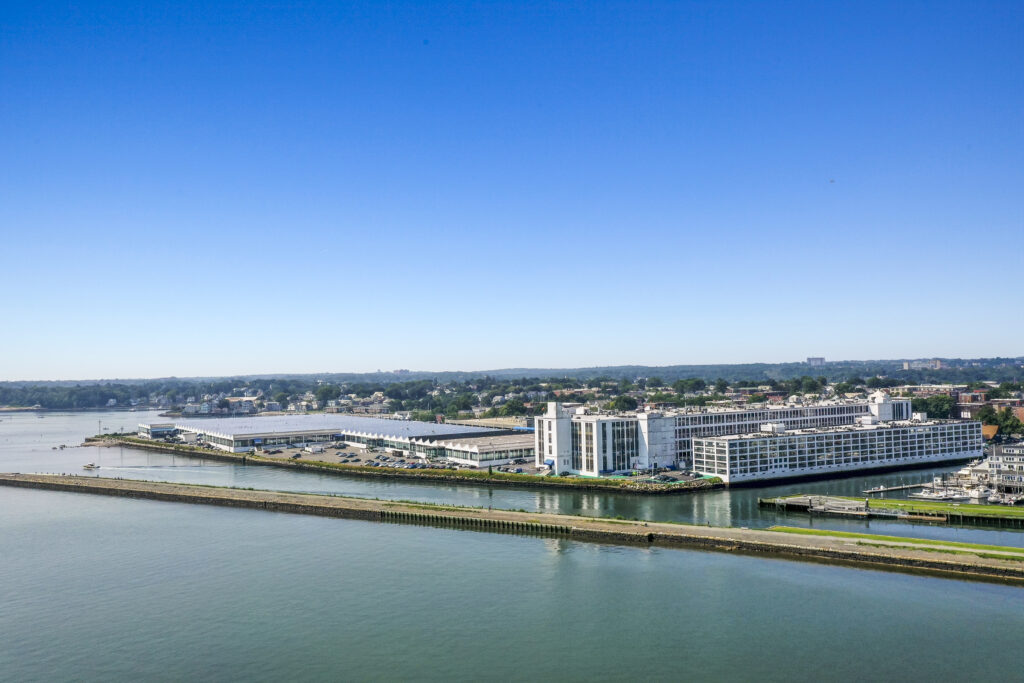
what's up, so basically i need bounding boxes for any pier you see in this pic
[4,473,1024,584]
[863,483,929,494]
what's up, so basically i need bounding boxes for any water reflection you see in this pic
[3,409,1022,547]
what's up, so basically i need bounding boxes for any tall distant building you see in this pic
[806,357,825,367]
[903,359,943,370]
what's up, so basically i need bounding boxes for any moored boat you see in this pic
[967,488,991,501]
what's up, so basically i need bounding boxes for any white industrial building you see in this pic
[138,415,535,466]
[534,392,924,478]
[692,419,983,484]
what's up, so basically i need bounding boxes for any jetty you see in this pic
[4,473,1024,585]
[863,482,928,494]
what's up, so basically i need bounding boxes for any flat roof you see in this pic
[172,415,496,440]
[696,419,977,441]
[419,433,536,452]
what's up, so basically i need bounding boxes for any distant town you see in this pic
[8,355,1005,489]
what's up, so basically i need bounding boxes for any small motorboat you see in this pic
[967,488,991,501]
[82,463,100,470]
[909,490,950,500]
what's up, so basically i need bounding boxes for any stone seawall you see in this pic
[4,473,1024,584]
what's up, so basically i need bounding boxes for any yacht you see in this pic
[909,490,952,501]
[967,487,991,501]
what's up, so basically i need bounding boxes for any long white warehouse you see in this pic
[692,419,983,484]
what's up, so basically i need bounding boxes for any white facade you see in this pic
[991,443,1024,493]
[533,393,913,476]
[692,420,983,484]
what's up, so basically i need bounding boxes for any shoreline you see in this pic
[3,473,1024,585]
[91,436,723,495]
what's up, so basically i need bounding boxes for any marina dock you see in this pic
[863,483,929,494]
[3,473,1024,584]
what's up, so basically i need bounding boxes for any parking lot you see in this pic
[254,443,700,482]
[255,443,538,473]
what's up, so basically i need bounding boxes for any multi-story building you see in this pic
[990,443,1024,494]
[692,419,982,484]
[903,359,944,370]
[534,392,913,477]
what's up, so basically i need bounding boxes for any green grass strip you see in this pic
[855,542,1024,562]
[768,526,1024,555]
[855,496,1024,519]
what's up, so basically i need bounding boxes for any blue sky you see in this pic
[1,1,1022,380]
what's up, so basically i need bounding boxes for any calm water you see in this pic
[3,410,1021,546]
[3,411,1024,681]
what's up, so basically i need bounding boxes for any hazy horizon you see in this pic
[3,354,1022,384]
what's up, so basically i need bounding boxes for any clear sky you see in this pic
[1,1,1022,380]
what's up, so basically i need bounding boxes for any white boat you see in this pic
[909,490,951,500]
[967,488,991,501]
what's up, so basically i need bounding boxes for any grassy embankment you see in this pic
[768,526,1024,561]
[768,526,1024,554]
[856,497,1024,519]
[102,436,722,493]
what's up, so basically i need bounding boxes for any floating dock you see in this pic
[3,473,1024,584]
[863,483,929,494]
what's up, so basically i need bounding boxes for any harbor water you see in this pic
[4,410,1022,547]
[2,410,1024,681]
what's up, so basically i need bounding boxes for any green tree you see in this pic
[926,395,954,419]
[500,398,528,416]
[673,378,706,394]
[607,395,638,411]
[714,379,729,394]
[315,384,341,404]
[977,405,998,424]
[800,377,822,394]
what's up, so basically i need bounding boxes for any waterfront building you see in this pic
[990,443,1024,494]
[533,392,910,476]
[691,419,982,484]
[139,415,530,464]
[411,433,535,466]
[137,422,176,439]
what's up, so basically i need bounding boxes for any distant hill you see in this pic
[3,357,1022,387]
